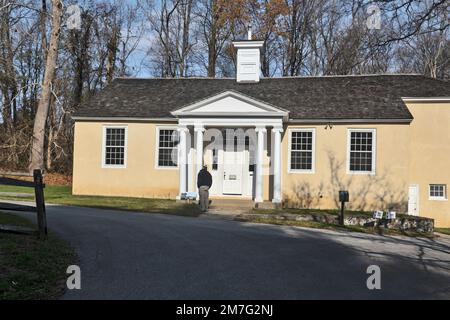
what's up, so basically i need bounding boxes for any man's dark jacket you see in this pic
[197,169,212,188]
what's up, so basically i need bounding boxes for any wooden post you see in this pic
[33,169,47,239]
[338,191,349,226]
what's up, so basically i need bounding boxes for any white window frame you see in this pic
[429,184,447,201]
[288,128,316,174]
[102,125,128,169]
[347,128,376,175]
[155,126,179,170]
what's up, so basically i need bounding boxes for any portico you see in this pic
[171,91,288,204]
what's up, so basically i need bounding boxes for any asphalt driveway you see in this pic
[14,204,450,299]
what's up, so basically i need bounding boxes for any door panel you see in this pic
[222,151,244,195]
[408,185,419,216]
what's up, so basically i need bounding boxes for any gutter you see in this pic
[287,118,413,124]
[402,97,450,103]
[71,117,177,122]
[72,116,412,124]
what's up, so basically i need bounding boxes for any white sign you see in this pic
[387,211,396,219]
[373,210,383,219]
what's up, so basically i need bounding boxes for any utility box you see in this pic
[339,190,349,203]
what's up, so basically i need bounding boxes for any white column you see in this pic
[177,126,188,198]
[272,126,283,203]
[194,125,205,197]
[255,126,266,203]
[187,144,194,192]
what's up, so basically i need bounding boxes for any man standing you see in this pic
[197,165,212,212]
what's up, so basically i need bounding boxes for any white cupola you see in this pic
[232,25,264,83]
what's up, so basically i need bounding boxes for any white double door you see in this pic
[209,148,254,197]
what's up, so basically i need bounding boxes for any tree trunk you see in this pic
[106,25,119,84]
[0,0,17,128]
[45,90,57,171]
[207,17,217,78]
[29,0,63,172]
[179,0,192,77]
[40,0,48,61]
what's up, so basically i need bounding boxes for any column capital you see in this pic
[272,126,283,133]
[177,125,189,133]
[194,124,205,132]
[255,125,267,133]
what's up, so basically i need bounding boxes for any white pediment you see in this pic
[191,96,267,113]
[171,91,288,118]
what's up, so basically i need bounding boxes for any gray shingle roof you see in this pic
[73,75,450,121]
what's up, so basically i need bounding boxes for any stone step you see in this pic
[254,201,280,210]
[209,199,255,209]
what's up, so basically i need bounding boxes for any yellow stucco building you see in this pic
[72,39,450,227]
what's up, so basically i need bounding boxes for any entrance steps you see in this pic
[205,199,278,217]
[209,199,254,213]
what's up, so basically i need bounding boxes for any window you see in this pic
[347,129,376,174]
[289,129,315,172]
[223,129,240,151]
[429,184,447,200]
[157,128,179,167]
[245,136,255,172]
[103,127,127,167]
[212,148,218,170]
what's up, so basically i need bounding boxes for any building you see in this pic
[72,37,450,227]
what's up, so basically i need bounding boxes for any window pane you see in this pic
[105,128,125,166]
[349,131,373,172]
[290,131,313,170]
[430,184,446,198]
[158,129,179,167]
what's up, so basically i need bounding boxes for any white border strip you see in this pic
[73,117,413,124]
[402,97,450,102]
[73,117,176,122]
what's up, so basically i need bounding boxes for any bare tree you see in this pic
[1,0,448,175]
[0,0,19,127]
[29,0,63,171]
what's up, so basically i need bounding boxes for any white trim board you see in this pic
[288,118,412,124]
[73,117,177,122]
[73,116,413,124]
[402,97,450,102]
[178,118,283,128]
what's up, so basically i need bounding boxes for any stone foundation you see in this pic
[241,212,434,233]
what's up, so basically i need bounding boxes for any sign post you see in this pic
[33,169,47,239]
[338,191,349,226]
